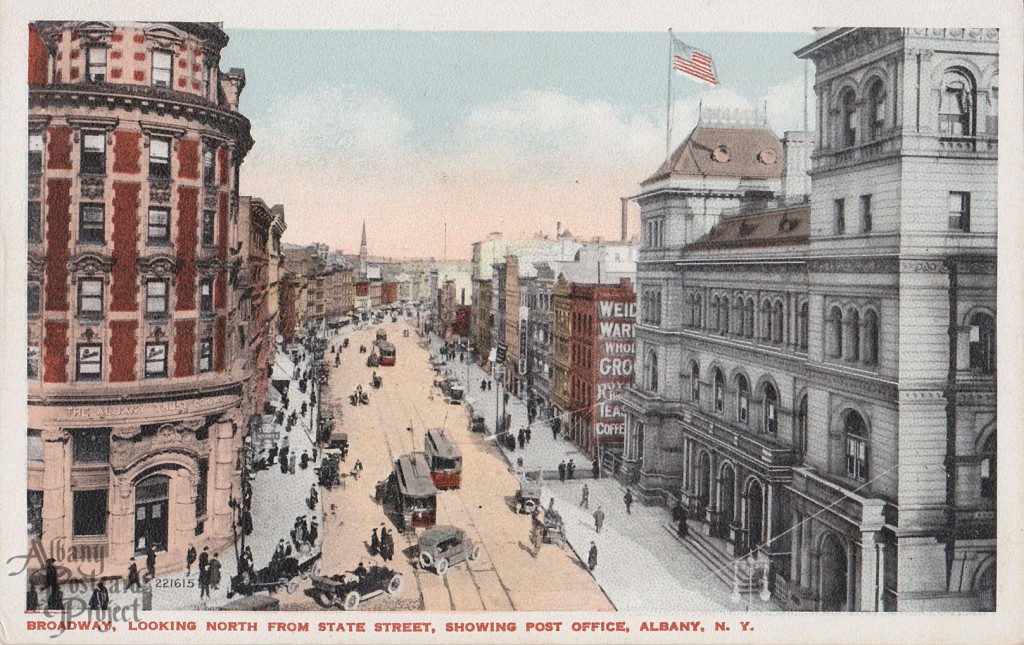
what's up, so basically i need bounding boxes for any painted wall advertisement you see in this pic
[595,300,635,444]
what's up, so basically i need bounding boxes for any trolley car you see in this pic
[424,427,462,489]
[377,453,437,529]
[378,341,396,366]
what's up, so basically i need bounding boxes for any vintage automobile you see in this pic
[309,565,403,611]
[470,413,486,433]
[443,382,464,405]
[417,526,480,576]
[514,470,544,514]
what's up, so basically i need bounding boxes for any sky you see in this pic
[218,31,816,260]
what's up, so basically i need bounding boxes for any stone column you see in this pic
[41,429,69,544]
[790,511,802,583]
[800,520,813,590]
[846,538,858,611]
[108,474,136,575]
[170,468,197,568]
[207,418,238,541]
[859,531,880,612]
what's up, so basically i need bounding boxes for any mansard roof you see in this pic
[643,123,784,185]
[685,203,810,252]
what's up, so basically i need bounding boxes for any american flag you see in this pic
[672,36,718,86]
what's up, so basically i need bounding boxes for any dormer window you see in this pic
[86,47,107,82]
[152,51,173,88]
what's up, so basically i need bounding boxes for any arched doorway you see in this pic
[134,475,170,553]
[974,559,995,611]
[745,479,764,554]
[719,463,736,529]
[697,452,712,514]
[819,533,848,611]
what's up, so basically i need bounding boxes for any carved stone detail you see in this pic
[109,421,209,474]
[68,251,116,283]
[149,178,172,204]
[809,257,898,275]
[137,253,178,280]
[81,175,105,201]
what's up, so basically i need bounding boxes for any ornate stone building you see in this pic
[623,28,996,611]
[26,21,254,578]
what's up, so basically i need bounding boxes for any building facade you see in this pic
[623,28,997,612]
[26,21,254,576]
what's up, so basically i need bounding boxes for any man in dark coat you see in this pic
[209,553,222,590]
[592,458,600,479]
[370,528,380,557]
[624,489,634,515]
[145,543,157,579]
[46,586,63,610]
[186,544,197,576]
[567,459,575,480]
[44,558,58,593]
[198,546,210,578]
[88,581,109,610]
[126,558,141,592]
[677,507,689,538]
[558,461,566,482]
[587,542,598,571]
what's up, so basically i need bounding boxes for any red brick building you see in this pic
[240,196,274,417]
[381,281,397,305]
[26,21,254,576]
[569,279,636,459]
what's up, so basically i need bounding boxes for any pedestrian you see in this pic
[588,542,598,571]
[210,553,222,590]
[199,546,210,577]
[671,500,683,523]
[592,458,600,479]
[677,507,689,538]
[548,497,556,513]
[552,418,560,441]
[517,428,525,450]
[593,506,605,534]
[558,461,566,482]
[289,453,297,474]
[370,528,380,557]
[126,558,141,592]
[580,484,590,509]
[198,564,211,600]
[268,445,278,465]
[624,488,634,515]
[381,531,394,562]
[354,459,363,480]
[567,459,575,480]
[504,391,510,405]
[145,543,157,579]
[525,425,531,444]
[88,581,109,610]
[300,451,309,470]
[309,519,319,547]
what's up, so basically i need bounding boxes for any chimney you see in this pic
[556,221,562,237]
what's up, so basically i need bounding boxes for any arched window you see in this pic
[826,306,843,358]
[736,375,750,423]
[710,295,720,331]
[840,88,858,147]
[969,312,995,374]
[939,69,975,136]
[986,73,998,135]
[713,369,725,413]
[772,301,784,344]
[693,294,703,329]
[761,301,772,341]
[980,432,996,499]
[647,350,659,392]
[845,308,860,361]
[720,297,730,334]
[744,298,755,338]
[862,309,879,365]
[763,383,778,434]
[844,411,869,481]
[798,301,809,351]
[868,79,887,140]
[796,394,809,455]
[732,297,743,335]
[690,362,700,402]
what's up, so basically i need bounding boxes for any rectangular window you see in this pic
[73,428,110,463]
[203,149,216,184]
[860,194,872,233]
[149,137,170,178]
[28,133,43,173]
[147,207,171,244]
[200,279,213,315]
[145,280,169,317]
[204,66,215,100]
[145,342,168,378]
[76,344,102,380]
[86,47,106,82]
[199,337,213,372]
[152,51,172,88]
[79,203,105,244]
[73,490,107,537]
[28,202,42,243]
[834,198,846,235]
[202,209,216,245]
[27,283,41,317]
[28,430,44,462]
[81,132,106,174]
[77,279,104,318]
[28,491,43,537]
[27,345,40,380]
[949,191,971,232]
[846,436,868,481]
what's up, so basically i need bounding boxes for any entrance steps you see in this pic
[663,522,762,594]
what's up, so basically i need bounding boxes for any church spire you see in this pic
[360,220,367,258]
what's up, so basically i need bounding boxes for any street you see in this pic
[315,319,613,611]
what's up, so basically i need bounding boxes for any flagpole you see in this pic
[666,28,674,163]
